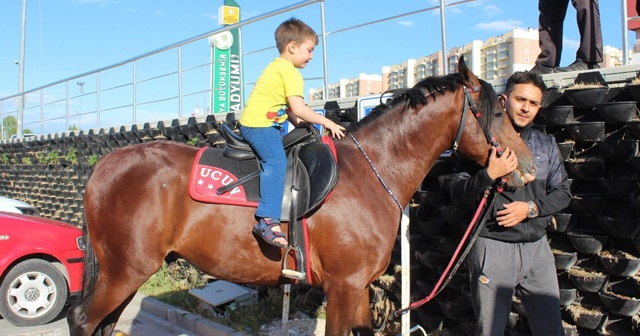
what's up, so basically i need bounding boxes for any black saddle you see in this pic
[217,123,338,221]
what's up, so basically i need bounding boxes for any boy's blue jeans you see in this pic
[239,125,286,220]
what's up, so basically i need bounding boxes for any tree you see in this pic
[1,116,33,139]
[2,116,17,140]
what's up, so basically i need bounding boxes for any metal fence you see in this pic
[0,0,634,139]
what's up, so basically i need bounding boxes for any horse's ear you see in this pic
[456,55,479,85]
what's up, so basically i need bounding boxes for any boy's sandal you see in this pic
[253,219,288,248]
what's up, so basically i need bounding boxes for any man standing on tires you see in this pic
[529,0,603,74]
[444,71,571,335]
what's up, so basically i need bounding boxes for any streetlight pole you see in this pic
[77,82,84,131]
[17,0,27,138]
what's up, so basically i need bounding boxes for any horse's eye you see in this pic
[494,111,503,118]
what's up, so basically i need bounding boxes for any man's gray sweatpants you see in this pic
[467,236,563,336]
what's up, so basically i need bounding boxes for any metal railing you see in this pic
[1,0,491,139]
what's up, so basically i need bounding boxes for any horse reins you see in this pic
[392,85,508,315]
[349,84,509,316]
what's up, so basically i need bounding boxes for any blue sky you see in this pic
[0,0,629,100]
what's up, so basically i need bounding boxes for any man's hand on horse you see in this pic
[486,146,517,180]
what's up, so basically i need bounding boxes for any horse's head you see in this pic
[454,57,536,188]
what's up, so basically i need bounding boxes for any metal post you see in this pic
[17,0,27,137]
[281,284,291,326]
[400,206,411,335]
[65,82,70,131]
[97,72,101,128]
[623,0,630,65]
[319,0,329,99]
[39,90,43,134]
[77,81,84,130]
[178,47,183,118]
[133,62,137,124]
[439,0,448,75]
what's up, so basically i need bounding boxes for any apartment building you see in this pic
[387,58,416,91]
[309,74,383,102]
[481,27,540,81]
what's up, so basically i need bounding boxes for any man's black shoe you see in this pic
[555,59,600,72]
[528,64,555,75]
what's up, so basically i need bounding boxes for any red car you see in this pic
[0,212,84,327]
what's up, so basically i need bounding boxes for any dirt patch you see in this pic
[260,312,326,336]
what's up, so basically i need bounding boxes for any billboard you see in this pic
[211,0,242,114]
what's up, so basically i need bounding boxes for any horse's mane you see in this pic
[348,73,497,132]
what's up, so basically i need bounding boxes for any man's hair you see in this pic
[504,71,547,96]
[275,17,318,53]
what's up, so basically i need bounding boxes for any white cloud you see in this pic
[76,0,121,4]
[468,0,488,7]
[241,10,261,20]
[204,13,218,21]
[475,20,522,31]
[482,5,502,17]
[562,37,580,51]
[397,21,415,27]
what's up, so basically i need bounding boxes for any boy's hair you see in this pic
[504,71,547,95]
[275,17,318,53]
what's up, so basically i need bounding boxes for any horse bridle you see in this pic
[452,85,502,154]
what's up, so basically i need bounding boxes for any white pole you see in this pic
[400,206,411,335]
[622,0,630,65]
[18,0,27,138]
[282,284,291,327]
[439,0,448,75]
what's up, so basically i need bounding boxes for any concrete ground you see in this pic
[1,293,247,336]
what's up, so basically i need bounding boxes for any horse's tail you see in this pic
[80,213,99,299]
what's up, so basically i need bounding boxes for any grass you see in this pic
[139,260,209,313]
[139,260,326,336]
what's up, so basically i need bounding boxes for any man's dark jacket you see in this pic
[448,125,571,243]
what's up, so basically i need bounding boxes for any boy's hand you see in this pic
[324,121,345,139]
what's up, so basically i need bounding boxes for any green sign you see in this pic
[212,0,242,114]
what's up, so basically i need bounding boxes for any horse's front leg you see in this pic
[324,282,372,336]
[352,286,374,336]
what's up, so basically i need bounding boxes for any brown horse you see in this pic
[67,59,535,336]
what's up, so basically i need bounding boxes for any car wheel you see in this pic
[0,259,68,327]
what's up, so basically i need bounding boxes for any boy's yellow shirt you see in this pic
[240,58,304,127]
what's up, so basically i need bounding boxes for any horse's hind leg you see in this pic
[68,269,155,336]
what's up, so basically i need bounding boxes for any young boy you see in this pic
[239,17,345,248]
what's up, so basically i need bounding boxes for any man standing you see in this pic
[446,72,571,335]
[530,0,603,74]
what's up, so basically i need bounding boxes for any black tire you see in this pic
[0,259,68,327]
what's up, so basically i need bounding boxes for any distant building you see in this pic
[457,40,484,75]
[309,74,382,101]
[602,45,632,68]
[415,51,443,83]
[481,27,540,81]
[388,58,416,91]
[345,73,383,97]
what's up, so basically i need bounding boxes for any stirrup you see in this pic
[281,245,306,280]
